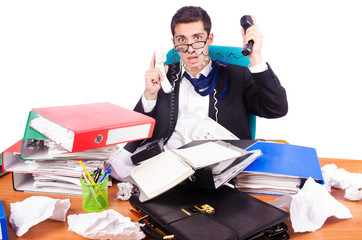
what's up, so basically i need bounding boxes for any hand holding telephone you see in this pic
[155,52,172,93]
[240,15,254,56]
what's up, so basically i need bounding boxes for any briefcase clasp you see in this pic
[182,204,215,216]
[197,204,215,214]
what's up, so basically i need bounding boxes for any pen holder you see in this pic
[80,174,109,212]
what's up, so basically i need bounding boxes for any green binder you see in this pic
[20,111,49,160]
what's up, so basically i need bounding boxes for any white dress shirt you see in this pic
[142,60,268,150]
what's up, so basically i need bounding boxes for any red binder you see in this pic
[30,102,155,152]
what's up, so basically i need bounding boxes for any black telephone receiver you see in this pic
[240,15,254,56]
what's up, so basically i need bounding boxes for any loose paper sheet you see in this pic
[9,196,70,237]
[269,177,352,232]
[322,164,362,201]
[68,209,145,240]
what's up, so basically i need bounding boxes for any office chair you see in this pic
[165,45,257,140]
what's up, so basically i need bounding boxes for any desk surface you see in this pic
[1,158,361,239]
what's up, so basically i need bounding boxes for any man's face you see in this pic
[173,21,213,74]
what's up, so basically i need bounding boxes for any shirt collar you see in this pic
[181,59,213,79]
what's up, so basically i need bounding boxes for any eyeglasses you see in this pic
[174,39,208,53]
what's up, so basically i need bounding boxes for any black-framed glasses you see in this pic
[174,39,208,53]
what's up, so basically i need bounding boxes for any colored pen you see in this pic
[94,168,101,183]
[81,171,102,208]
[79,161,96,184]
[81,170,91,184]
[99,169,112,183]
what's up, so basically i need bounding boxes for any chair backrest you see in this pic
[165,45,257,140]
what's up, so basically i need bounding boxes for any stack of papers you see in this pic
[2,102,154,196]
[3,140,114,195]
[234,172,302,195]
[32,174,82,192]
[24,159,106,176]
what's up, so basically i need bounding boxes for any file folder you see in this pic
[20,111,49,160]
[29,102,155,152]
[20,113,119,161]
[245,141,324,184]
[235,141,324,195]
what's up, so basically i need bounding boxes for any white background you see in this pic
[1,0,361,160]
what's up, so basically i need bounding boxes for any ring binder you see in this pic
[28,102,155,153]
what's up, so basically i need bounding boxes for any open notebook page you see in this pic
[130,151,194,200]
[172,141,242,169]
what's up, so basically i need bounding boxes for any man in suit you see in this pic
[133,6,287,149]
[110,6,288,179]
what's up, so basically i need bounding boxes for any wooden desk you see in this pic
[1,158,361,239]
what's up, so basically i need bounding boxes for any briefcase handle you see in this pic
[140,220,174,240]
[263,223,289,240]
[249,222,289,240]
[130,209,175,240]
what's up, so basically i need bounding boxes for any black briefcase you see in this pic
[129,184,289,240]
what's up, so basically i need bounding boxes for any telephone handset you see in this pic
[155,52,172,93]
[240,15,254,56]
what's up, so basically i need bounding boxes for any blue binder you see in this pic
[246,141,324,184]
[0,198,9,240]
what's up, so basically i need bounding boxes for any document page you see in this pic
[130,151,194,200]
[172,141,242,169]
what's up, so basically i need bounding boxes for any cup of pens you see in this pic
[79,162,111,212]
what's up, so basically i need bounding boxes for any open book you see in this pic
[128,141,243,202]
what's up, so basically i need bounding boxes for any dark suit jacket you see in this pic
[126,61,287,152]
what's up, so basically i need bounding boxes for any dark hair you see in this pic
[170,6,212,36]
